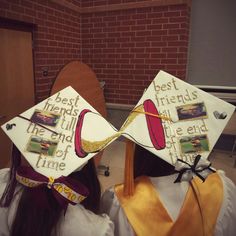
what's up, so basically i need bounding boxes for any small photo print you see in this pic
[30,109,61,127]
[179,134,209,154]
[26,136,58,156]
[176,102,207,121]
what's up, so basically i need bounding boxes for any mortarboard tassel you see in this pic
[123,139,135,196]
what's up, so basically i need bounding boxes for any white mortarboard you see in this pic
[1,86,120,207]
[121,70,235,167]
[1,86,118,179]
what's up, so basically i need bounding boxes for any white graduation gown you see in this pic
[101,171,236,236]
[0,168,114,236]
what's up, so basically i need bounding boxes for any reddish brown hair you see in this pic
[0,145,101,236]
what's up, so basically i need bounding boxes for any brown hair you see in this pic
[133,144,176,178]
[0,145,101,236]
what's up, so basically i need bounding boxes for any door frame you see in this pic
[0,16,37,104]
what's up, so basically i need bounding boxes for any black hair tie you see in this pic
[174,155,215,183]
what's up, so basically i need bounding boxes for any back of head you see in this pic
[0,86,109,236]
[133,145,176,178]
[0,148,101,236]
[70,158,101,214]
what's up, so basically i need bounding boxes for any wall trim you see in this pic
[50,0,81,13]
[106,102,134,111]
[50,0,191,14]
[82,0,191,14]
[0,17,37,31]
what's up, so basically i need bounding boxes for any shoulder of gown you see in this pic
[101,171,236,236]
[60,203,114,236]
[101,186,135,236]
[214,170,236,236]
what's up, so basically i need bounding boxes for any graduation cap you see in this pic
[2,72,235,199]
[1,86,118,207]
[120,70,235,194]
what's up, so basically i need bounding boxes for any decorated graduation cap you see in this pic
[2,72,235,199]
[120,70,235,194]
[1,86,118,207]
[122,70,235,163]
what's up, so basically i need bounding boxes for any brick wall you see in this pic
[0,0,191,105]
[81,0,153,8]
[81,2,191,104]
[0,0,81,102]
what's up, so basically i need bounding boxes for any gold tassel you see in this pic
[123,139,135,196]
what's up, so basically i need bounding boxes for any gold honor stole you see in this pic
[115,173,223,236]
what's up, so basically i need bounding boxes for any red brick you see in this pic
[178,47,188,53]
[162,47,178,53]
[162,35,179,41]
[7,0,20,4]
[152,18,168,24]
[167,53,185,58]
[169,29,187,35]
[145,59,161,64]
[147,24,162,30]
[168,41,187,47]
[132,36,146,42]
[151,53,166,58]
[152,29,168,35]
[169,5,187,11]
[161,58,177,64]
[116,59,130,64]
[117,26,130,31]
[145,48,161,53]
[0,1,10,10]
[131,25,145,31]
[116,79,129,85]
[121,42,134,48]
[164,11,180,17]
[163,23,180,29]
[11,5,25,14]
[24,8,36,17]
[132,14,146,20]
[103,16,116,22]
[135,42,150,47]
[169,17,187,23]
[178,59,187,64]
[122,31,135,37]
[6,11,21,20]
[137,19,152,25]
[135,53,149,58]
[166,65,186,70]
[147,12,163,19]
[122,20,135,25]
[151,41,167,47]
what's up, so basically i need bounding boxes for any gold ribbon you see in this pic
[16,168,88,205]
[115,173,223,236]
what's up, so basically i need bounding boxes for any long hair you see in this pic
[133,145,176,179]
[0,144,21,207]
[0,145,101,236]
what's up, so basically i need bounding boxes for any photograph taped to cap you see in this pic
[176,102,207,121]
[26,135,58,156]
[30,109,61,127]
[179,134,209,154]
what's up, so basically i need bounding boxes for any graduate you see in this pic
[101,71,236,236]
[0,87,115,236]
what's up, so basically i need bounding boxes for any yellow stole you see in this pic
[115,173,223,236]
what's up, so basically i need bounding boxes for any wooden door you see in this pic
[0,28,35,168]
